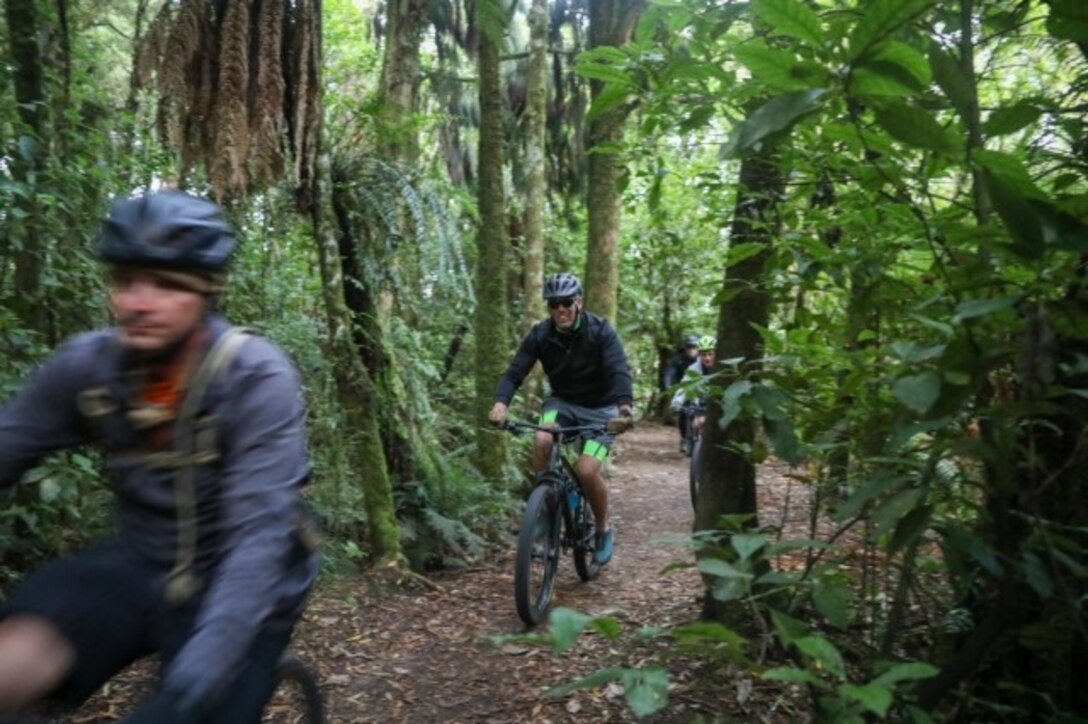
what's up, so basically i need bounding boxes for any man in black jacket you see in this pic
[489,272,633,565]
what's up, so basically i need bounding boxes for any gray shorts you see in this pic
[540,398,619,460]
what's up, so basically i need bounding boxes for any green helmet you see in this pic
[698,335,716,351]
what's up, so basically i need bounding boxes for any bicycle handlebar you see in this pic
[494,416,634,437]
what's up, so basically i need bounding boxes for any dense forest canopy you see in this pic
[2,0,1087,720]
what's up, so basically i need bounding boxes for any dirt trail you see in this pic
[298,423,707,723]
[76,424,809,722]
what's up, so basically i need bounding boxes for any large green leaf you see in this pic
[586,83,631,122]
[720,379,753,428]
[871,488,925,535]
[928,41,972,119]
[671,621,747,648]
[940,523,1002,575]
[751,0,825,51]
[834,473,912,521]
[846,0,934,62]
[697,557,755,580]
[732,532,768,562]
[1046,0,1088,43]
[812,579,854,629]
[984,102,1043,137]
[762,666,828,687]
[951,295,1020,323]
[574,62,634,86]
[872,661,939,686]
[888,503,933,554]
[765,417,804,465]
[873,102,956,153]
[546,607,593,652]
[796,635,846,679]
[854,40,932,93]
[623,667,669,717]
[733,40,806,89]
[838,682,893,717]
[722,89,827,158]
[892,371,940,413]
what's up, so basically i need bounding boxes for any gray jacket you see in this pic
[0,314,318,704]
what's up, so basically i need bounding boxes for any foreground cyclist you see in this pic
[0,190,319,722]
[488,272,633,565]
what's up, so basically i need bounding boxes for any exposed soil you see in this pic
[70,423,814,723]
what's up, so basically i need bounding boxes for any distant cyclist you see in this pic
[0,190,318,723]
[662,334,699,391]
[671,335,716,454]
[488,272,633,565]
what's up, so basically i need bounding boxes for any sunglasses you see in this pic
[548,297,577,310]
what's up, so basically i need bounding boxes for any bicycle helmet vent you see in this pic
[698,335,716,351]
[542,272,582,300]
[99,190,236,272]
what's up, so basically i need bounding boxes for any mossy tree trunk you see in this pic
[582,0,644,323]
[474,14,509,484]
[312,157,402,565]
[519,0,548,407]
[3,0,47,335]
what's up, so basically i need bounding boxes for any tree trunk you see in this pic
[474,16,509,484]
[695,146,783,622]
[376,0,426,165]
[582,0,645,323]
[3,0,47,334]
[311,158,403,565]
[519,0,549,407]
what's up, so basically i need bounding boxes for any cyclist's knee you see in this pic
[0,614,75,711]
[575,456,603,482]
[533,430,554,455]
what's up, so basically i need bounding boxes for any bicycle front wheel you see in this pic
[689,434,703,512]
[514,484,561,626]
[571,495,601,582]
[263,654,325,724]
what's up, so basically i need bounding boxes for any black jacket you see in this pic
[494,310,633,408]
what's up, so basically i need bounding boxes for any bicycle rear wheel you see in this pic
[571,494,601,582]
[263,654,325,724]
[514,484,561,626]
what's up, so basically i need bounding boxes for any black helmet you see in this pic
[98,190,236,272]
[542,272,582,299]
[684,334,699,348]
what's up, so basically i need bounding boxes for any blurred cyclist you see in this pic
[670,335,716,455]
[0,190,318,723]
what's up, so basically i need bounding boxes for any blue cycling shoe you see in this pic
[595,526,614,565]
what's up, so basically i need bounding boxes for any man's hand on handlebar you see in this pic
[607,405,635,434]
[488,401,508,425]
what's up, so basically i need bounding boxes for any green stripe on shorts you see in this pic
[583,439,608,461]
[540,409,559,424]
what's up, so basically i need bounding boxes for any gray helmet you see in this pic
[684,334,699,348]
[98,190,236,272]
[542,272,582,299]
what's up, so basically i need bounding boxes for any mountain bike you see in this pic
[685,401,707,511]
[498,418,630,627]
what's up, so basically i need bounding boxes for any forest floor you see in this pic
[71,423,816,723]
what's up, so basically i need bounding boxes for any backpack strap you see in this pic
[166,326,251,603]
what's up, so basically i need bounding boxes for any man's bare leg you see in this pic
[0,614,75,713]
